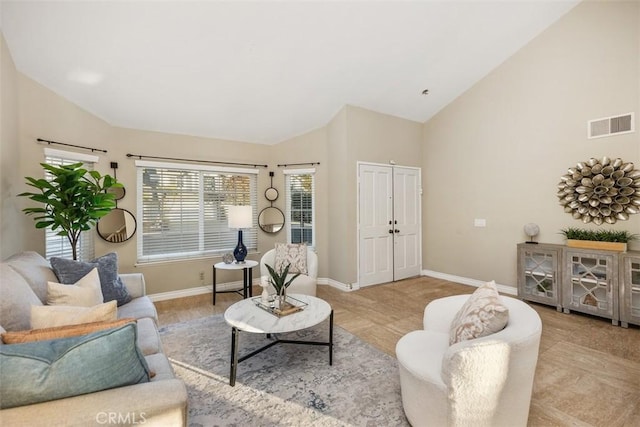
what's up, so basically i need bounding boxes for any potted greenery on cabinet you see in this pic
[560,227,637,252]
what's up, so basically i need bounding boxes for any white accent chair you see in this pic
[396,295,542,427]
[259,248,318,296]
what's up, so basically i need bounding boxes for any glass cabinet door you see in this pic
[620,254,640,328]
[563,249,618,324]
[517,243,561,311]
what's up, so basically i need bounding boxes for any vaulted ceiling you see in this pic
[1,1,580,144]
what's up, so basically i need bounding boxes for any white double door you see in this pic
[358,163,421,287]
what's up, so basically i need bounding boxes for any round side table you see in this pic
[212,259,258,305]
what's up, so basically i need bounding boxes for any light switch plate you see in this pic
[474,218,486,227]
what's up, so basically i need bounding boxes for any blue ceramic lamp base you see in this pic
[233,230,247,263]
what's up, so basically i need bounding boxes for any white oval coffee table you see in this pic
[224,294,333,386]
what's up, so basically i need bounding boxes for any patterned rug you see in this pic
[159,314,408,426]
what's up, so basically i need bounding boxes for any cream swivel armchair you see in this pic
[396,294,542,427]
[259,247,318,296]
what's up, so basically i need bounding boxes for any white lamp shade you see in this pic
[228,205,253,229]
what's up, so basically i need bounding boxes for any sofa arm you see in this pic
[0,379,187,427]
[120,273,146,299]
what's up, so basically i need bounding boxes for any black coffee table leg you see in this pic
[212,265,217,305]
[230,327,239,386]
[329,310,334,365]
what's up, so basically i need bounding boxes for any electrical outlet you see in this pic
[199,271,204,281]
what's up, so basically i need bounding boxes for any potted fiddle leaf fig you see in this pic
[265,263,300,305]
[19,162,122,260]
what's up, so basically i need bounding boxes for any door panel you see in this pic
[358,164,393,286]
[393,167,421,281]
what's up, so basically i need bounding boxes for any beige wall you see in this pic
[17,74,115,258]
[271,127,329,277]
[329,105,423,285]
[349,106,423,169]
[14,71,276,294]
[0,34,23,259]
[326,107,350,284]
[422,0,640,288]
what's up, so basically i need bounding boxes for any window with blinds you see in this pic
[43,148,97,261]
[284,169,315,247]
[136,161,258,263]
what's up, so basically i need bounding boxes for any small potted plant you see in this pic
[264,263,300,308]
[560,227,637,252]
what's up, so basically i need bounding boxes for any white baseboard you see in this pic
[148,278,351,301]
[421,270,517,296]
[321,278,356,292]
[148,273,516,302]
[148,285,210,302]
[148,280,245,302]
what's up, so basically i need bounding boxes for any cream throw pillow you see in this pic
[449,281,509,345]
[47,268,104,307]
[31,300,118,329]
[274,243,308,274]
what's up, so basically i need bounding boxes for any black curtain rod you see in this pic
[277,162,320,167]
[37,138,107,153]
[126,153,268,168]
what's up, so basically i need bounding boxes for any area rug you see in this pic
[159,314,409,426]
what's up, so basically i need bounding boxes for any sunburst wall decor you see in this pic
[557,157,640,224]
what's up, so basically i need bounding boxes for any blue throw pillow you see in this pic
[51,253,132,306]
[0,323,151,409]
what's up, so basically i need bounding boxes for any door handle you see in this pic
[388,230,394,234]
[394,229,400,233]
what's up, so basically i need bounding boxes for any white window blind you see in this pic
[43,148,98,261]
[136,161,258,263]
[284,169,315,248]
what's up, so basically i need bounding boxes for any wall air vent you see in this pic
[588,112,635,139]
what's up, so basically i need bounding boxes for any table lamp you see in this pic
[228,205,252,263]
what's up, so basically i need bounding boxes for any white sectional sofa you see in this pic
[0,251,188,426]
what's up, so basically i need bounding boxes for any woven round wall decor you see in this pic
[557,157,640,225]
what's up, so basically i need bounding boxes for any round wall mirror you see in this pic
[265,187,279,202]
[97,208,137,243]
[258,207,285,233]
[108,186,126,201]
